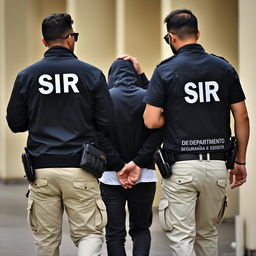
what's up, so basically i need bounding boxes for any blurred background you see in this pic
[0,0,255,254]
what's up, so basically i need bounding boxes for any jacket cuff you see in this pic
[139,73,148,87]
[109,158,126,172]
[133,156,147,169]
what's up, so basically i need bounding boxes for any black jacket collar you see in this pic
[44,46,78,59]
[177,43,205,55]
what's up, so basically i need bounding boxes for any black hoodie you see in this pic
[99,59,162,171]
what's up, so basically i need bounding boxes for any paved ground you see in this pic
[0,183,236,256]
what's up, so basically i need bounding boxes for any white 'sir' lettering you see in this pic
[38,73,79,94]
[184,81,220,103]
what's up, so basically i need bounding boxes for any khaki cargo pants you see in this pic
[159,160,228,256]
[27,168,107,256]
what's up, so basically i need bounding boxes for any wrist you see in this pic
[235,161,246,165]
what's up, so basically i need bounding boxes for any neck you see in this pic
[48,42,70,50]
[176,39,197,51]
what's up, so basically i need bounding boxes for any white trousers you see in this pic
[159,160,228,256]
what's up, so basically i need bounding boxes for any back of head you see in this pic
[42,13,73,43]
[164,9,198,40]
[108,59,140,89]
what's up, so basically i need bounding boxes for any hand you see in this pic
[117,164,132,189]
[117,54,144,74]
[126,161,142,186]
[229,164,247,189]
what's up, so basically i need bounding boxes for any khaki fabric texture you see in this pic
[158,160,228,256]
[27,168,107,256]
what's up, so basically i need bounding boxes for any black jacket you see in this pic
[6,46,113,168]
[99,59,162,171]
[144,44,245,153]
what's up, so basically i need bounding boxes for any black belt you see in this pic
[173,152,227,162]
[31,154,81,169]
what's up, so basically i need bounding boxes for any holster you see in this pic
[154,148,173,179]
[80,143,107,178]
[226,136,237,169]
[21,148,36,184]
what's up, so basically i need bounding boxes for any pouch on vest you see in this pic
[80,143,107,178]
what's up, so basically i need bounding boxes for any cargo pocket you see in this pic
[216,179,228,224]
[27,198,37,232]
[95,198,107,231]
[171,175,193,185]
[216,195,227,224]
[31,179,48,191]
[73,181,89,190]
[73,181,99,198]
[158,198,172,231]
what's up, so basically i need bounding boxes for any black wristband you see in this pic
[235,161,246,165]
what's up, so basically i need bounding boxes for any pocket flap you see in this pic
[217,179,227,188]
[172,175,193,185]
[34,179,47,188]
[158,198,172,231]
[73,181,88,190]
[158,198,169,211]
[96,199,106,211]
[95,198,107,230]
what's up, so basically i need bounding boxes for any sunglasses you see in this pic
[164,34,170,44]
[163,32,176,45]
[64,32,79,42]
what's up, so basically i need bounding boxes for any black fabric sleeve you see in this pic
[138,73,149,89]
[97,131,125,172]
[229,68,246,104]
[94,72,125,170]
[143,68,166,107]
[93,71,114,132]
[6,73,29,133]
[133,128,163,168]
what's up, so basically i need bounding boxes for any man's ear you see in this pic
[42,37,48,47]
[196,30,200,40]
[66,35,72,46]
[170,33,176,43]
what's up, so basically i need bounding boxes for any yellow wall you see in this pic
[3,0,30,179]
[170,0,238,68]
[0,0,66,180]
[239,0,256,250]
[0,0,6,179]
[125,0,161,78]
[67,0,116,75]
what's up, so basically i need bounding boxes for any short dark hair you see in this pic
[42,13,73,42]
[164,9,198,39]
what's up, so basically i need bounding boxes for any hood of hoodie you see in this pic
[108,59,141,89]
